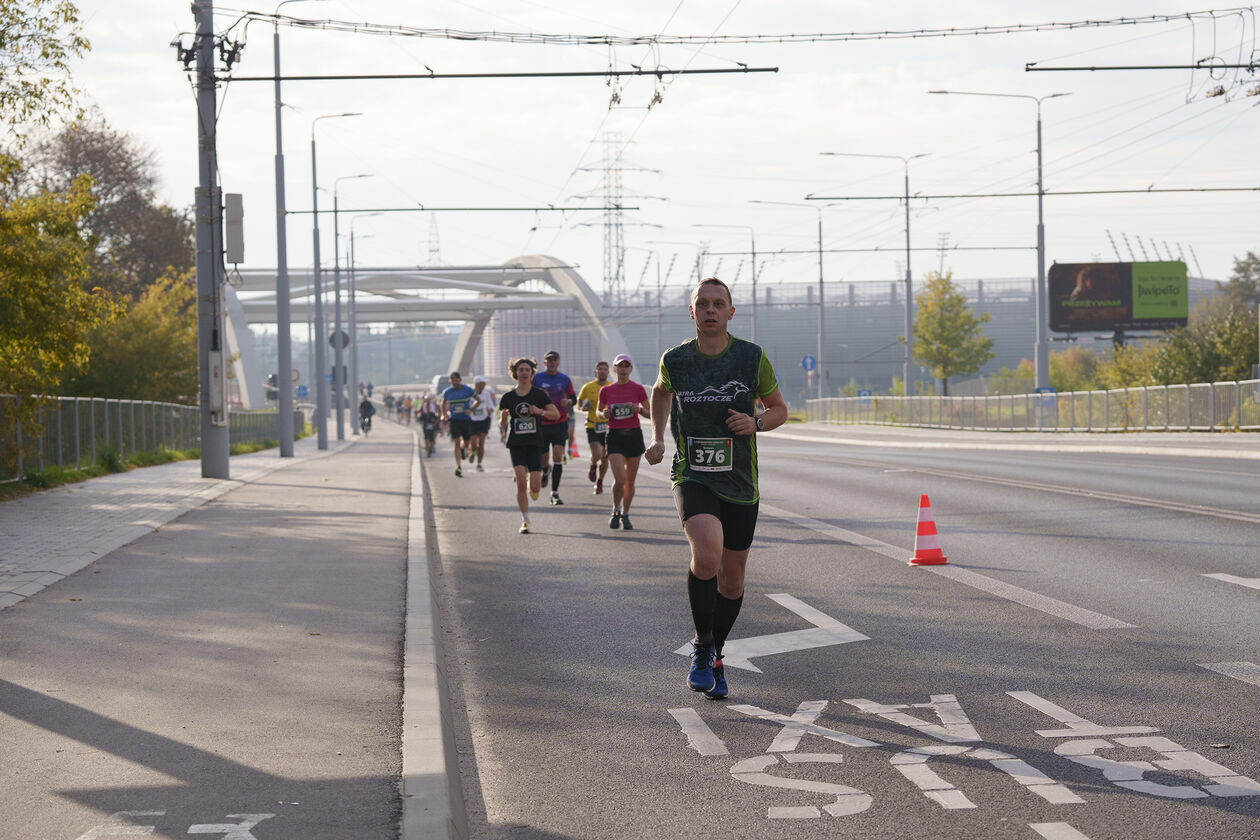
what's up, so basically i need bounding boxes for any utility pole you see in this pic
[272,8,294,457]
[192,1,229,478]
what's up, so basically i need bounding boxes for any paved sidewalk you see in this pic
[0,435,355,610]
[0,421,459,840]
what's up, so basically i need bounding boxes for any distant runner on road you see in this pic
[645,277,787,701]
[499,357,559,534]
[577,361,612,495]
[533,350,576,505]
[469,376,496,472]
[442,372,476,478]
[598,354,650,531]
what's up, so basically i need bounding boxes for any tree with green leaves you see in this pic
[25,111,195,300]
[1217,251,1259,313]
[65,271,198,401]
[911,270,995,395]
[0,0,89,141]
[1150,294,1258,384]
[0,156,118,474]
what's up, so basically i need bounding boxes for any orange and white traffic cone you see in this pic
[908,494,948,566]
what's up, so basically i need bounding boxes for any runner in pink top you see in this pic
[597,354,651,530]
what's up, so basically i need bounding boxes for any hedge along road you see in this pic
[427,425,1260,839]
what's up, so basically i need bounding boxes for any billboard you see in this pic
[1048,261,1188,333]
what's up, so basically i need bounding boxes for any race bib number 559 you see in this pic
[686,437,733,472]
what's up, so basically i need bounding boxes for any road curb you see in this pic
[401,428,468,840]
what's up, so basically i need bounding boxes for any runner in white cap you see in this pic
[597,353,650,531]
[468,375,496,472]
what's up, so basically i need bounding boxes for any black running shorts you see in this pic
[541,422,569,447]
[509,445,543,472]
[605,427,645,458]
[672,481,759,552]
[586,428,608,448]
[471,418,492,435]
[449,418,472,441]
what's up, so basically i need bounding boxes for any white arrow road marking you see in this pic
[1203,573,1260,591]
[673,593,868,673]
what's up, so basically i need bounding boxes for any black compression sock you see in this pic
[551,463,563,491]
[712,592,744,659]
[688,571,718,648]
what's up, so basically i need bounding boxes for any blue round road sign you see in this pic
[296,385,309,398]
[801,355,817,371]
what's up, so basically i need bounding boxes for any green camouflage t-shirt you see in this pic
[658,335,778,503]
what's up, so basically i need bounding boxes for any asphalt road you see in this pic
[429,428,1260,840]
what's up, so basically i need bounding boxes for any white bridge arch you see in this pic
[233,255,629,404]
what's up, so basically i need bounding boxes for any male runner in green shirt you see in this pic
[645,277,787,699]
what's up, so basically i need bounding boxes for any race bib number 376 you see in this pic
[686,436,733,472]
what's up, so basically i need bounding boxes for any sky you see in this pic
[67,1,1260,304]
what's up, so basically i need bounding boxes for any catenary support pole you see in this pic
[194,0,229,478]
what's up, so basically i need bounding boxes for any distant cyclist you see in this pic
[359,395,376,434]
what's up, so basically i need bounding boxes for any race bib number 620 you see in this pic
[686,437,733,472]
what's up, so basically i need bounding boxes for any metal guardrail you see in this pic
[1,395,307,482]
[806,379,1260,432]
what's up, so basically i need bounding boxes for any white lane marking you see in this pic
[932,566,1134,630]
[730,701,881,748]
[75,812,166,839]
[1007,691,1158,738]
[1029,823,1094,840]
[668,707,728,756]
[846,694,1083,807]
[730,753,873,818]
[673,593,869,673]
[1203,573,1260,591]
[1014,691,1260,799]
[760,503,1134,630]
[187,814,275,839]
[1199,661,1260,687]
[844,694,980,743]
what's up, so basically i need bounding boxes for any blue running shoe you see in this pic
[705,659,727,700]
[688,643,716,692]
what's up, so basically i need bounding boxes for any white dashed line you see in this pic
[1199,662,1260,688]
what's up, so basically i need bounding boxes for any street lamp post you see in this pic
[691,224,758,342]
[270,0,324,457]
[928,90,1070,399]
[819,151,928,396]
[331,173,372,440]
[310,111,362,450]
[348,213,382,435]
[750,200,831,400]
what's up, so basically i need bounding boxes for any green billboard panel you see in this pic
[1049,261,1188,332]
[1132,261,1188,322]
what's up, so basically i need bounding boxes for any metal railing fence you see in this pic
[806,379,1260,433]
[1,396,306,482]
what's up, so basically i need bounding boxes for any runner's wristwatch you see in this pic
[755,415,763,431]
